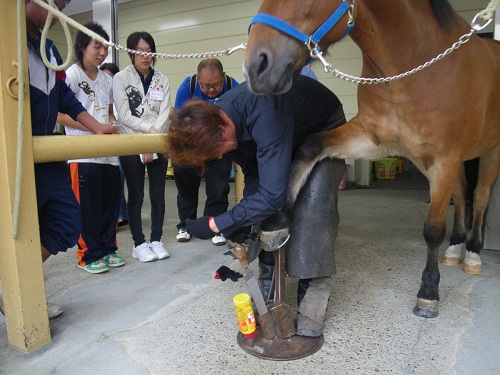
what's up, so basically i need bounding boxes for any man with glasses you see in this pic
[173,59,238,246]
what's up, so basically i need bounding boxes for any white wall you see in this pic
[116,0,261,102]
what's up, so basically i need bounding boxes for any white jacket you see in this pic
[64,64,118,165]
[113,64,171,135]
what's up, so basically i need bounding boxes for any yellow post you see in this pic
[0,0,51,351]
[32,133,165,163]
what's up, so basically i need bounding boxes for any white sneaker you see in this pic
[212,233,227,246]
[150,241,170,260]
[47,303,64,319]
[132,243,158,262]
[0,297,63,319]
[176,229,191,242]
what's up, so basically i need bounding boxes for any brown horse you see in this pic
[243,0,500,318]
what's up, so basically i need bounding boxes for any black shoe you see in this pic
[118,219,128,227]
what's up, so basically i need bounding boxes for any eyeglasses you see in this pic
[199,79,224,90]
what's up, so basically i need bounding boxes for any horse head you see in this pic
[244,0,355,94]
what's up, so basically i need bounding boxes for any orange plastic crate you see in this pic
[375,158,398,180]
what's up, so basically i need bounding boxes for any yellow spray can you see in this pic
[233,293,257,338]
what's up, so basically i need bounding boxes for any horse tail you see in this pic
[464,158,479,230]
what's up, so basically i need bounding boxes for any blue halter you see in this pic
[248,1,354,60]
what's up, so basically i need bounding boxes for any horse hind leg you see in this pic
[462,152,500,275]
[441,164,468,266]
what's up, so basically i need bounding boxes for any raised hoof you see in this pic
[413,298,439,318]
[462,263,482,275]
[440,257,461,266]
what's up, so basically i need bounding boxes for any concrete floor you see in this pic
[1,174,499,375]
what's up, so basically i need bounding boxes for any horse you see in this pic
[243,0,500,318]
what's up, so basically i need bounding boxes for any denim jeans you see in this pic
[119,154,167,247]
[173,154,232,229]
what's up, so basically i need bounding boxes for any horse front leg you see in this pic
[462,150,500,274]
[414,162,460,318]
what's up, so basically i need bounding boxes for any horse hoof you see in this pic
[462,251,482,275]
[462,263,482,275]
[441,244,463,266]
[413,298,439,318]
[440,257,461,266]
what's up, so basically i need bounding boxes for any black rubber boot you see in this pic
[258,250,275,301]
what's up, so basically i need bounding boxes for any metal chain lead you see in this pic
[33,0,247,69]
[310,13,493,85]
[112,42,247,60]
[32,0,496,82]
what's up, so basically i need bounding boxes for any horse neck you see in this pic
[348,0,467,78]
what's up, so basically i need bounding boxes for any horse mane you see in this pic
[429,0,459,31]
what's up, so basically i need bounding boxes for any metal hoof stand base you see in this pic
[237,331,324,360]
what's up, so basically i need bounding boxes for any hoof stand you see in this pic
[413,298,439,318]
[237,330,324,360]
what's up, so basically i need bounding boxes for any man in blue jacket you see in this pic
[173,59,238,246]
[166,75,346,337]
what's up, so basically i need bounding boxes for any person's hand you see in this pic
[96,124,120,135]
[141,153,154,164]
[185,216,215,239]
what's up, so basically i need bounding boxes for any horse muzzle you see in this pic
[244,26,302,94]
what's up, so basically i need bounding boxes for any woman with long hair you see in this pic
[113,31,171,262]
